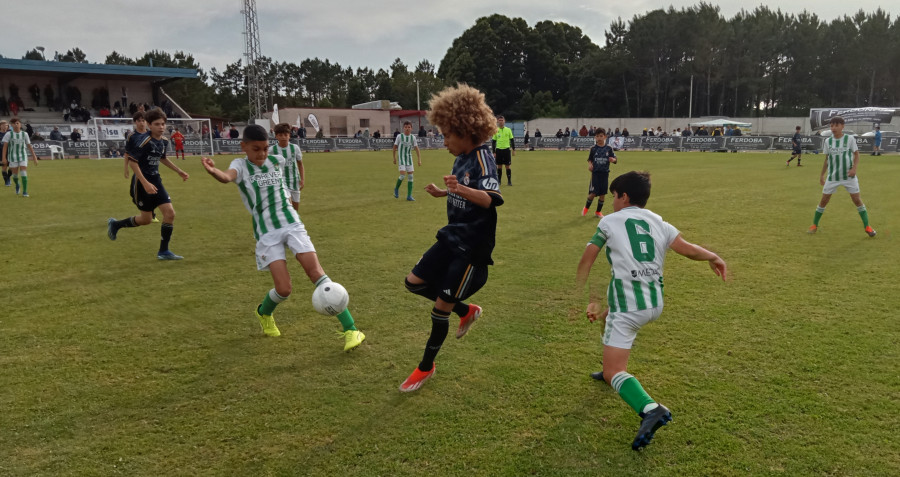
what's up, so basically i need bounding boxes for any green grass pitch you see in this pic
[1,149,898,476]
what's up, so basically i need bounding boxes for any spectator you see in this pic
[622,128,630,137]
[555,129,564,138]
[363,129,370,139]
[614,128,621,137]
[373,129,381,138]
[49,127,63,141]
[682,127,692,137]
[418,125,427,137]
[70,128,81,141]
[648,128,655,137]
[564,127,571,136]
[394,129,401,138]
[315,129,324,139]
[732,127,742,136]
[298,127,306,138]
[579,125,589,137]
[25,122,34,138]
[712,127,722,137]
[534,128,542,138]
[228,125,239,139]
[213,125,221,139]
[642,128,648,137]
[656,126,663,135]
[588,126,595,136]
[10,99,20,117]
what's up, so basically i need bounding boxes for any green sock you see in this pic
[407,178,414,197]
[337,308,357,331]
[13,175,19,187]
[611,372,656,415]
[813,206,825,226]
[21,175,28,194]
[394,177,403,191]
[857,205,869,227]
[259,288,286,315]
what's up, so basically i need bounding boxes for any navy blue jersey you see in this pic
[588,144,616,174]
[436,145,504,266]
[792,132,801,147]
[126,132,168,178]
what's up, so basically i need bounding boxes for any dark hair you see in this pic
[402,120,412,127]
[273,122,291,135]
[830,116,845,126]
[145,108,167,124]
[10,117,21,124]
[243,124,268,142]
[595,128,606,136]
[795,126,801,130]
[132,111,145,122]
[609,171,651,208]
[496,115,505,120]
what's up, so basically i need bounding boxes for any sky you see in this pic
[3,1,895,75]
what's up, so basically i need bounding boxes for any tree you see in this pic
[59,48,88,63]
[105,51,135,65]
[23,49,44,60]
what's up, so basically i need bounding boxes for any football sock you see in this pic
[113,216,138,230]
[395,176,403,191]
[405,278,438,301]
[452,301,469,317]
[857,205,869,226]
[259,288,287,315]
[159,223,173,253]
[419,308,450,372]
[336,308,357,332]
[407,173,414,197]
[20,171,27,194]
[506,169,512,184]
[585,198,594,209]
[610,371,657,415]
[315,275,331,287]
[12,174,19,188]
[596,200,604,213]
[813,206,825,226]
[787,156,793,163]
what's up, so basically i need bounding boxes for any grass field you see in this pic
[1,148,898,476]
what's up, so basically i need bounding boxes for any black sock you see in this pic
[419,308,450,372]
[597,201,604,213]
[114,216,138,229]
[585,198,594,209]
[405,278,439,301]
[506,169,512,184]
[452,302,469,317]
[159,223,173,253]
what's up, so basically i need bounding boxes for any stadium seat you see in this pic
[49,144,65,159]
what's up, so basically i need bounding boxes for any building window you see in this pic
[360,118,370,128]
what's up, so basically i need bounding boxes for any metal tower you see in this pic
[241,0,265,120]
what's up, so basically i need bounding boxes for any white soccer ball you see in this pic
[312,282,349,316]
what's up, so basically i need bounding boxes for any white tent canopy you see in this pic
[689,118,752,127]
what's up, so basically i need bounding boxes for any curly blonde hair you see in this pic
[427,84,497,144]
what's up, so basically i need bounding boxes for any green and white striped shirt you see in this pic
[2,130,31,164]
[394,133,418,166]
[589,207,680,313]
[229,155,300,240]
[823,134,858,182]
[268,143,303,191]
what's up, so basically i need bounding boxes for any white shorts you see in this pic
[7,158,28,167]
[288,189,301,203]
[398,164,414,173]
[823,176,860,195]
[255,222,316,271]
[603,307,663,349]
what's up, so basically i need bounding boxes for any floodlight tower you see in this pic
[241,0,265,121]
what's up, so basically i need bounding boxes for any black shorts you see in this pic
[589,173,609,195]
[495,148,512,166]
[130,175,171,212]
[792,146,802,155]
[412,241,489,303]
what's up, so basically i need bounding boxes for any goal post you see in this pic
[89,117,213,159]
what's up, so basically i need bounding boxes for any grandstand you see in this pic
[0,58,198,157]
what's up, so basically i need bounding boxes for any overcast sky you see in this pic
[3,1,895,74]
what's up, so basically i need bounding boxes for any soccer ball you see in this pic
[312,282,349,316]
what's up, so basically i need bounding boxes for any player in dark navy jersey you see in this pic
[107,108,190,260]
[787,125,803,167]
[399,84,504,392]
[582,128,617,218]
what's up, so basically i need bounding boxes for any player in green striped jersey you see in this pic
[1,118,39,197]
[269,122,304,211]
[576,171,727,451]
[201,125,365,351]
[392,121,421,201]
[808,116,876,237]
